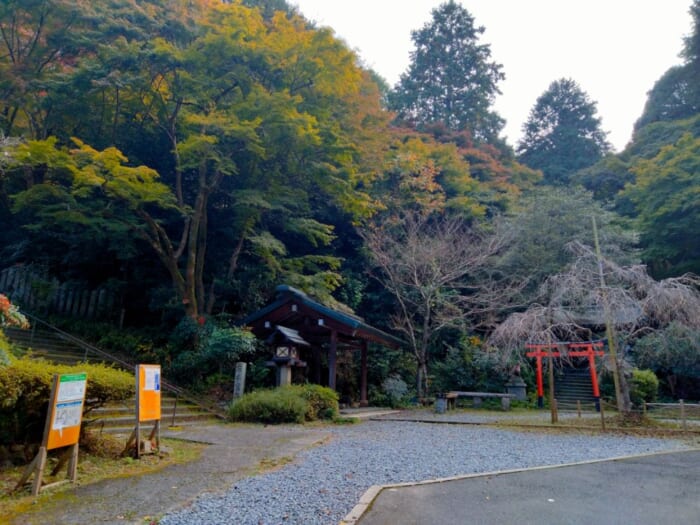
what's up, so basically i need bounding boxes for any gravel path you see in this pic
[159,419,691,525]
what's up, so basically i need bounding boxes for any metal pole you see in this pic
[171,394,178,427]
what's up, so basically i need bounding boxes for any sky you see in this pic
[291,0,693,152]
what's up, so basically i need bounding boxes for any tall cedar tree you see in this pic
[389,1,504,142]
[517,78,611,185]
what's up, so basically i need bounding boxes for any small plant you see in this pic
[0,294,29,329]
[381,374,409,408]
[630,368,659,407]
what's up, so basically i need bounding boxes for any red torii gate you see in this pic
[525,341,605,410]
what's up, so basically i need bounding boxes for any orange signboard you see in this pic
[137,365,161,422]
[46,373,87,450]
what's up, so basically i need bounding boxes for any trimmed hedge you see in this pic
[0,357,134,447]
[228,384,339,424]
[228,388,308,424]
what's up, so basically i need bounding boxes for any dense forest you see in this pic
[1,0,699,404]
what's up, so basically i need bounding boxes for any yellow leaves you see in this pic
[262,11,362,99]
[67,138,174,208]
[4,137,72,171]
[287,218,336,247]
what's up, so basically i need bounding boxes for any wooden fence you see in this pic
[645,401,700,430]
[0,266,121,321]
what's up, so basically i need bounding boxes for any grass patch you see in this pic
[257,455,293,473]
[0,432,204,522]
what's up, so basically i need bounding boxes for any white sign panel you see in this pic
[56,375,87,403]
[144,366,161,392]
[52,400,83,430]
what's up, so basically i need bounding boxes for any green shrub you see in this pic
[288,384,339,421]
[381,375,409,408]
[227,384,339,424]
[228,388,307,424]
[0,330,11,366]
[630,368,659,407]
[168,324,258,387]
[0,357,134,447]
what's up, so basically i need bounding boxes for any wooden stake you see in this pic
[31,447,48,496]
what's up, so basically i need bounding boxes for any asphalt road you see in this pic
[359,449,700,525]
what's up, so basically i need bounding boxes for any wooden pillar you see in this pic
[536,351,544,408]
[588,345,601,412]
[311,347,321,384]
[328,330,337,391]
[360,340,368,407]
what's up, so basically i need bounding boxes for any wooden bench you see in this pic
[445,391,515,411]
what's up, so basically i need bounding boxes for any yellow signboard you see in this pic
[47,373,87,450]
[138,364,161,422]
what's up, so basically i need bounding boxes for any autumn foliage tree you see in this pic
[0,1,390,322]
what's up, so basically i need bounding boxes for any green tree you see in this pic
[1,1,392,324]
[389,0,504,142]
[634,322,700,399]
[498,186,638,298]
[634,1,700,131]
[622,133,700,277]
[2,137,176,281]
[573,155,634,203]
[634,66,697,131]
[517,78,611,185]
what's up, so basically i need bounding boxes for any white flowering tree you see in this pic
[487,241,700,412]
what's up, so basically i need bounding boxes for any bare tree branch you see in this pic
[360,211,521,397]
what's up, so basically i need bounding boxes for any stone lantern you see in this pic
[265,326,309,386]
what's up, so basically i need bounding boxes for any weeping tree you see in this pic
[487,240,700,412]
[361,211,520,399]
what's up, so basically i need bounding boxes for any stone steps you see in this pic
[4,325,224,430]
[554,368,598,410]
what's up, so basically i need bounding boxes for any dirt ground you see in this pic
[10,423,331,525]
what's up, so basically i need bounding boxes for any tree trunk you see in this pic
[416,357,429,400]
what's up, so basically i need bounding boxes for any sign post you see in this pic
[123,364,161,458]
[15,372,88,495]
